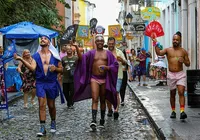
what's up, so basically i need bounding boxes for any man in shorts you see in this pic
[153,31,190,120]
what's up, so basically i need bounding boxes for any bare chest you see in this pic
[94,52,107,61]
[39,52,51,65]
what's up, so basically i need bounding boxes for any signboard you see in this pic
[141,7,161,21]
[108,25,122,41]
[130,23,146,31]
[76,25,89,40]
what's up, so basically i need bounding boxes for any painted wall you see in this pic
[65,0,72,28]
[56,0,65,31]
[79,0,87,25]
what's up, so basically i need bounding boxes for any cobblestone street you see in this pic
[0,88,158,140]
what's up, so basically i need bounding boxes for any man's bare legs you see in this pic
[90,81,100,129]
[38,97,47,121]
[170,89,176,118]
[177,85,187,119]
[106,100,113,117]
[47,98,56,120]
[47,98,57,132]
[37,97,47,136]
[170,86,187,119]
[99,83,106,126]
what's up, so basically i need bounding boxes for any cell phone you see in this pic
[100,66,104,70]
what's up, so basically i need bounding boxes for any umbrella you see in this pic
[0,21,58,39]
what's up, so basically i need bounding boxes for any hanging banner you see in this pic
[141,7,161,21]
[60,24,79,45]
[0,70,7,109]
[108,25,122,41]
[84,37,93,47]
[76,25,89,40]
[89,18,98,35]
[0,40,17,109]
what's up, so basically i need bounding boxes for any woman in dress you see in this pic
[17,49,36,108]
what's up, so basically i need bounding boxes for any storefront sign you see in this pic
[131,23,146,31]
[141,7,160,21]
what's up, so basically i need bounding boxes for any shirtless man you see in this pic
[73,34,118,130]
[14,36,63,136]
[153,31,190,119]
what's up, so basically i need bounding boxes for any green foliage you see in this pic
[0,0,70,32]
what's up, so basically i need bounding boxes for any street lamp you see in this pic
[126,13,133,24]
[123,21,128,31]
[120,28,125,36]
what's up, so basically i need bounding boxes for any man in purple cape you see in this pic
[73,34,118,130]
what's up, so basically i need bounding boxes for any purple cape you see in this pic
[73,49,119,109]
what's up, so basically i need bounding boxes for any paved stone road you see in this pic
[0,88,158,140]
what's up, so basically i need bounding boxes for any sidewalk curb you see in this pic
[128,83,166,140]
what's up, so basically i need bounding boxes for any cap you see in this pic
[40,34,51,42]
[141,48,146,51]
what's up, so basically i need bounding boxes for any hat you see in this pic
[40,34,51,41]
[95,34,104,41]
[141,48,146,51]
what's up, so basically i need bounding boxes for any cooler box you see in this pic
[187,70,200,107]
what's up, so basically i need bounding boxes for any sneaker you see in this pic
[170,111,176,118]
[31,101,36,106]
[68,106,74,109]
[143,84,148,86]
[180,111,187,120]
[90,120,97,131]
[107,110,113,117]
[99,119,105,128]
[138,83,141,86]
[50,121,56,133]
[37,125,46,137]
[121,102,125,106]
[114,112,119,120]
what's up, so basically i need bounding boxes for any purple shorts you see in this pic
[36,82,59,99]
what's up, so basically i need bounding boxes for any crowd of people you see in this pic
[11,30,190,137]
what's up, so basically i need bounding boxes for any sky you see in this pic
[89,0,120,35]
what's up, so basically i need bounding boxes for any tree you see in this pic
[0,0,70,32]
